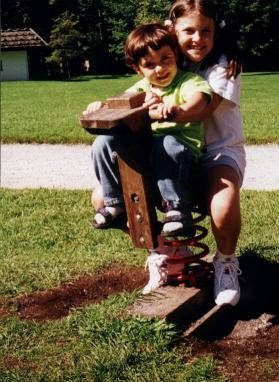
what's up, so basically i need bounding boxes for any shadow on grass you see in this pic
[177,248,279,382]
[187,247,279,340]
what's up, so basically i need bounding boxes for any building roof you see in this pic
[1,28,48,49]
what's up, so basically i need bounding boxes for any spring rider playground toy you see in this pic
[80,92,213,322]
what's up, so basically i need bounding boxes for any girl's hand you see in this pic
[227,59,243,79]
[82,101,105,116]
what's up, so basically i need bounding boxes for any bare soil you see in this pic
[0,264,148,321]
[0,256,278,381]
[179,253,279,382]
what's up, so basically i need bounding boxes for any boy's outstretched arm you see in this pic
[149,92,211,123]
[82,101,106,117]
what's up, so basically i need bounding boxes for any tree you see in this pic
[1,0,52,39]
[220,0,279,70]
[2,0,279,73]
[77,0,111,73]
[101,0,137,66]
[135,0,171,25]
[46,11,85,78]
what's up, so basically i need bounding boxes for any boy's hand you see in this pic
[143,92,162,108]
[148,103,177,121]
[82,101,105,117]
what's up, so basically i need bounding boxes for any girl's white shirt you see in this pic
[188,55,246,176]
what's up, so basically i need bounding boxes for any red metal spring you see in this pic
[160,208,211,286]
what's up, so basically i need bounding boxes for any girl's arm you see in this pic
[186,92,223,120]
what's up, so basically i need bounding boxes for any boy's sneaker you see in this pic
[161,209,195,237]
[92,206,125,229]
[142,253,168,295]
[142,246,193,295]
[213,254,242,306]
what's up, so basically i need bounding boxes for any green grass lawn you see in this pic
[1,72,279,144]
[0,188,278,381]
[241,72,279,144]
[1,71,278,381]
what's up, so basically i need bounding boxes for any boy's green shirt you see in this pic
[126,70,212,158]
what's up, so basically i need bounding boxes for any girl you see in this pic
[87,0,245,305]
[166,0,245,306]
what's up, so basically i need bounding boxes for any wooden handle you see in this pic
[80,92,149,133]
[107,92,146,109]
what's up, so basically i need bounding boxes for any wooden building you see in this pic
[1,28,48,81]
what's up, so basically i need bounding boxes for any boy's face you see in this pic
[134,45,178,88]
[174,11,215,63]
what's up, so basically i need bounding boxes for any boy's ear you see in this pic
[131,64,142,76]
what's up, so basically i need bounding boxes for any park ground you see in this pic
[0,73,278,381]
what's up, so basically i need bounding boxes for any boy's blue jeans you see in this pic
[91,134,198,209]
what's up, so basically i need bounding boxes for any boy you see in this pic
[84,23,212,238]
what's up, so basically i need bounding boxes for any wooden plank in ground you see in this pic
[182,304,221,336]
[182,304,233,338]
[127,284,213,324]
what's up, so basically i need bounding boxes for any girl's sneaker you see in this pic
[213,254,242,306]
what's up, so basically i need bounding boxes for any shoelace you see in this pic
[145,256,168,284]
[215,261,242,289]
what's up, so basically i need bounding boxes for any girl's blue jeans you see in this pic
[91,134,198,209]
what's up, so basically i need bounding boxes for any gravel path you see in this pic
[1,143,279,190]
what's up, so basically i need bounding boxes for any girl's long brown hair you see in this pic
[169,0,242,77]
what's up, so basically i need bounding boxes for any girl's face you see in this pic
[174,11,215,63]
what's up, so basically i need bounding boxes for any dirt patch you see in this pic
[185,323,279,382]
[179,251,279,382]
[1,253,278,381]
[0,264,148,321]
[1,355,27,371]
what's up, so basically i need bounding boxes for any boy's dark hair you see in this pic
[169,0,242,76]
[125,23,177,67]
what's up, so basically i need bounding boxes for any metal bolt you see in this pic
[136,213,143,223]
[131,193,139,203]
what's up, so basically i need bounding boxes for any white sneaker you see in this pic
[142,253,168,295]
[142,246,193,295]
[213,255,242,306]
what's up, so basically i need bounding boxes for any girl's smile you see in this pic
[174,11,215,63]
